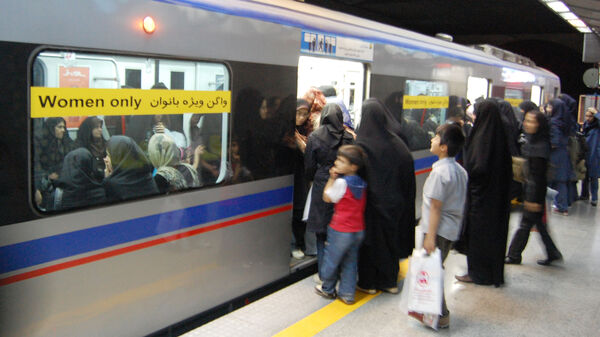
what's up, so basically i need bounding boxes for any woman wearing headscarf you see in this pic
[497,100,523,200]
[75,116,107,181]
[103,135,159,202]
[559,93,584,205]
[302,87,326,130]
[148,133,200,193]
[54,148,107,210]
[356,98,416,293]
[290,98,313,258]
[34,117,76,209]
[547,99,574,215]
[455,99,512,287]
[305,103,354,276]
[581,107,600,206]
[505,110,562,266]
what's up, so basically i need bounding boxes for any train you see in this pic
[0,0,560,336]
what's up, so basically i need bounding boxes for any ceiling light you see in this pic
[568,19,588,28]
[547,1,570,13]
[559,12,578,20]
[577,27,592,33]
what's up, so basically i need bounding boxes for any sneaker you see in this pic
[552,208,568,216]
[292,249,305,259]
[314,284,336,299]
[356,285,376,294]
[381,287,399,294]
[592,201,597,207]
[438,313,450,329]
[338,296,355,305]
[313,274,322,284]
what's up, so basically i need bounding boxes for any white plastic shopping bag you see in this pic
[406,248,443,316]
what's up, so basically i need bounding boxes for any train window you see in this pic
[505,88,524,107]
[30,50,230,212]
[402,80,449,150]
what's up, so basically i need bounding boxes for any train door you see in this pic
[297,55,365,127]
[531,85,543,107]
[466,76,490,104]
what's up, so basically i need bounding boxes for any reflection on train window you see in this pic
[402,80,449,150]
[31,51,230,212]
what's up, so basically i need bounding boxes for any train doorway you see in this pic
[297,55,365,127]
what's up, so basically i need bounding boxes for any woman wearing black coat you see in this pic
[505,110,562,265]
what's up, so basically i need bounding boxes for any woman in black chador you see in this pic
[505,110,563,266]
[305,103,354,276]
[55,148,106,210]
[103,135,158,202]
[456,99,512,287]
[356,98,416,293]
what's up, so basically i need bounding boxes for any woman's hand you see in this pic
[524,201,543,212]
[295,131,307,152]
[104,156,113,177]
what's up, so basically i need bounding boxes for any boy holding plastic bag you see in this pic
[412,123,467,329]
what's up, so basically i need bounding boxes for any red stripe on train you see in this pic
[0,204,293,286]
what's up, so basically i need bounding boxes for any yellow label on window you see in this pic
[402,96,449,109]
[505,98,523,107]
[30,87,231,118]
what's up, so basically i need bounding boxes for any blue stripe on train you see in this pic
[0,186,293,274]
[414,155,437,171]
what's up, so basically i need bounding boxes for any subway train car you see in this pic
[0,0,560,336]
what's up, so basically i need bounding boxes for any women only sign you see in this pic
[30,87,231,118]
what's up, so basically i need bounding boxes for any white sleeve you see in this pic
[324,178,347,203]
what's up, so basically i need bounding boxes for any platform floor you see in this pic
[182,200,600,337]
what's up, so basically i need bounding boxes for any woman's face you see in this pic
[296,107,309,126]
[92,124,103,139]
[586,110,596,123]
[259,99,268,120]
[523,112,539,135]
[54,121,66,139]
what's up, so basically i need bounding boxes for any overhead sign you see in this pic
[505,98,523,107]
[403,96,449,109]
[301,31,374,62]
[30,87,231,118]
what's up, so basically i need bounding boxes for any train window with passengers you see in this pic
[402,80,449,150]
[31,51,230,212]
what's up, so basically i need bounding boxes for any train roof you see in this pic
[159,0,558,79]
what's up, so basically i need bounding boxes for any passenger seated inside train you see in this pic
[75,116,107,181]
[148,133,200,193]
[53,148,107,211]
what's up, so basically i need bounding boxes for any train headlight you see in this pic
[143,16,156,34]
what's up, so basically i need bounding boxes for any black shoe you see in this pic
[504,256,521,265]
[537,253,563,266]
[592,201,597,207]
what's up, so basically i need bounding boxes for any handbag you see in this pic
[512,156,527,183]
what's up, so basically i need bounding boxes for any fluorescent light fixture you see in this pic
[547,1,570,12]
[577,27,592,33]
[568,19,588,28]
[559,12,578,20]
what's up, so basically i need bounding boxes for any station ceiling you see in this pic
[303,0,600,96]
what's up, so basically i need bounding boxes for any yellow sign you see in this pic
[402,96,449,109]
[30,87,231,118]
[505,98,523,107]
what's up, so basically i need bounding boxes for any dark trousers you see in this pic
[507,208,561,260]
[424,234,452,316]
[292,209,306,250]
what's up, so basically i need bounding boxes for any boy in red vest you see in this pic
[315,145,367,305]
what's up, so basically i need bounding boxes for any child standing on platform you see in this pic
[420,123,467,328]
[314,145,367,305]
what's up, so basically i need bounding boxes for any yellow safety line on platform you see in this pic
[273,259,410,337]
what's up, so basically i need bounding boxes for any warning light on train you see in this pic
[143,16,156,34]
